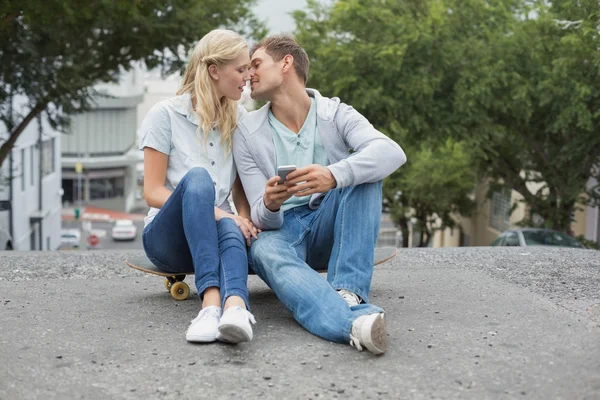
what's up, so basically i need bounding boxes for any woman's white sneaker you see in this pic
[186,306,222,343]
[216,306,256,344]
[349,313,387,355]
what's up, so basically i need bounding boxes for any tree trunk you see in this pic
[421,230,431,247]
[556,200,575,235]
[398,216,409,248]
[0,103,46,167]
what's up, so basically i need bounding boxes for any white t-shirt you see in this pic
[138,93,244,227]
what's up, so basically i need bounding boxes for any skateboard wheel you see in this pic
[170,282,190,301]
[164,278,172,291]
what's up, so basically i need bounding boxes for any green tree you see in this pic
[295,0,600,236]
[384,139,477,247]
[294,0,499,243]
[0,0,265,166]
[456,0,600,233]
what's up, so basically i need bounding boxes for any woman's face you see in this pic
[212,51,251,101]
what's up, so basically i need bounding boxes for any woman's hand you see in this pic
[222,214,260,246]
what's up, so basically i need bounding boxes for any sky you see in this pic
[252,0,307,34]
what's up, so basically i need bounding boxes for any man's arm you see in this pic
[327,103,406,188]
[232,130,285,231]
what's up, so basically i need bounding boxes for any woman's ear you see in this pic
[208,64,219,81]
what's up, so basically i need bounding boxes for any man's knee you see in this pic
[250,234,282,264]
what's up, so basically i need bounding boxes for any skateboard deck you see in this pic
[126,247,398,301]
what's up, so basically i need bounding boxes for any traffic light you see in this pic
[74,208,80,220]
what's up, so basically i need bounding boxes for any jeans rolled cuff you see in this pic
[195,280,221,298]
[332,284,371,304]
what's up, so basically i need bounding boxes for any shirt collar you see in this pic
[170,92,200,126]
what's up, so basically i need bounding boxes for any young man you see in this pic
[232,35,406,355]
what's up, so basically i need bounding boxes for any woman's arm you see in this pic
[143,147,172,208]
[231,175,251,220]
[218,174,258,245]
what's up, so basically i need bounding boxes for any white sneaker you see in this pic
[338,289,361,307]
[349,313,387,355]
[186,306,222,343]
[216,306,256,344]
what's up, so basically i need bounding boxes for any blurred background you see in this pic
[0,0,598,252]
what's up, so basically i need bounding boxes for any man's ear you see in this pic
[208,64,219,81]
[282,54,294,74]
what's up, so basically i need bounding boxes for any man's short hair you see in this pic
[251,35,309,84]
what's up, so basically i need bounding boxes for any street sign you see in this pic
[88,234,100,247]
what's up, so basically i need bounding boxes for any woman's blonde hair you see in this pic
[177,29,247,152]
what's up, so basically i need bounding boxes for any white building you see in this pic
[61,65,145,212]
[0,100,62,250]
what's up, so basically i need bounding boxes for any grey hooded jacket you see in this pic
[233,88,407,231]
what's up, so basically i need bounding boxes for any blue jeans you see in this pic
[142,167,249,309]
[249,181,384,344]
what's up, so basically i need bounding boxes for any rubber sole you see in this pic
[360,313,387,355]
[186,333,217,343]
[217,323,253,344]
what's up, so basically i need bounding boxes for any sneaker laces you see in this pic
[190,306,221,325]
[349,333,364,351]
[240,307,257,324]
[338,289,361,307]
[227,306,257,324]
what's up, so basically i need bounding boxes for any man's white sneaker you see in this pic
[338,289,361,307]
[186,306,222,343]
[349,313,387,355]
[216,306,256,344]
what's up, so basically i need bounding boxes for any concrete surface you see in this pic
[0,247,599,399]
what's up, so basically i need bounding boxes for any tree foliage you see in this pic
[458,0,600,232]
[294,0,490,243]
[384,139,477,247]
[295,0,600,237]
[0,0,265,166]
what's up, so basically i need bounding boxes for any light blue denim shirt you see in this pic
[268,98,329,212]
[138,93,243,227]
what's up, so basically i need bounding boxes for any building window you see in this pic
[90,176,125,200]
[30,147,34,186]
[41,138,55,177]
[490,190,511,231]
[21,148,25,192]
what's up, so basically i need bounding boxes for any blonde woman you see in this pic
[139,30,258,344]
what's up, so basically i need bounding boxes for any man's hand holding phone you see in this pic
[285,164,337,196]
[264,165,296,212]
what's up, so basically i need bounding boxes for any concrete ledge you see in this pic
[1,247,599,399]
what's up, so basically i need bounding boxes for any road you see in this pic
[0,247,598,399]
[61,219,144,251]
[61,212,400,251]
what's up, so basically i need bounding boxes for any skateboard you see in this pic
[126,247,398,301]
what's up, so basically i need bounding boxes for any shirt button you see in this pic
[213,181,216,186]
[297,142,300,146]
[211,161,215,166]
[209,142,214,147]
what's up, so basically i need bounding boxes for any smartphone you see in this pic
[277,165,297,184]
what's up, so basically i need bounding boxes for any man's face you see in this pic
[249,48,284,101]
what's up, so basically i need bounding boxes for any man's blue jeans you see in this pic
[249,181,384,344]
[142,167,249,309]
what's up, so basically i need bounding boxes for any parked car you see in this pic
[60,229,81,248]
[491,228,585,248]
[0,227,13,250]
[111,219,137,241]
